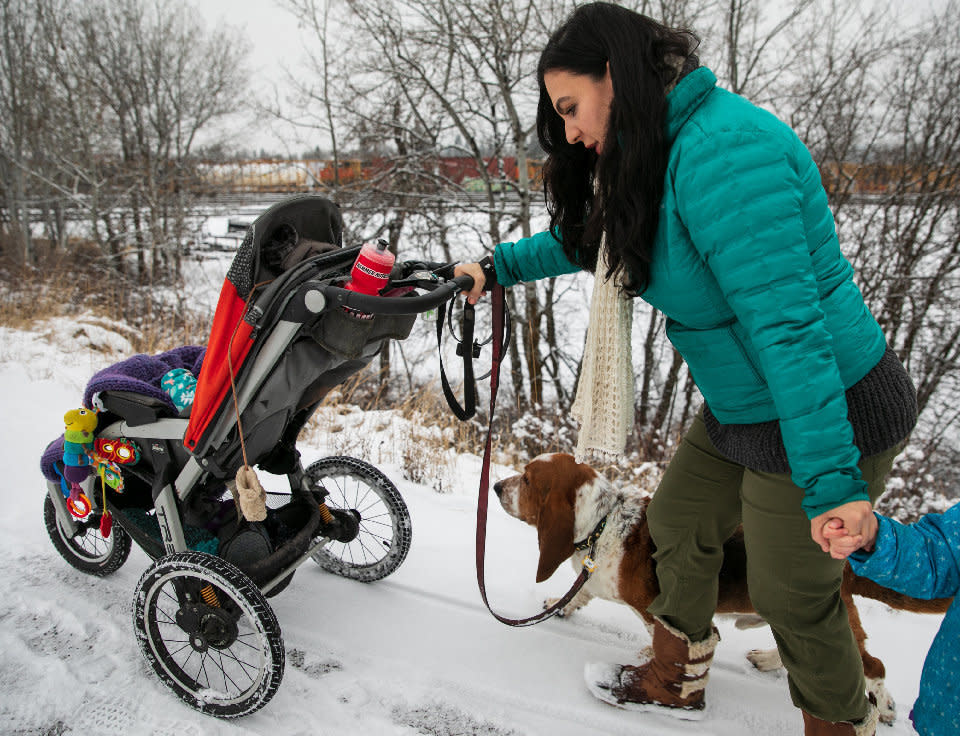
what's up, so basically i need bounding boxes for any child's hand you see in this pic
[811,501,877,559]
[822,518,867,559]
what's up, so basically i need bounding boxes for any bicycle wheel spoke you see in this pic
[165,640,193,659]
[218,647,258,682]
[159,586,181,609]
[216,650,250,694]
[198,653,213,690]
[155,606,179,626]
[355,499,385,518]
[355,535,381,562]
[232,634,262,652]
[359,518,393,535]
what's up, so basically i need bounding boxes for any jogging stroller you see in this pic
[39,194,477,718]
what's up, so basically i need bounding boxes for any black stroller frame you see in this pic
[40,194,477,718]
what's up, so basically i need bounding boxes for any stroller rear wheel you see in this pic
[305,456,412,582]
[133,552,284,718]
[43,494,131,576]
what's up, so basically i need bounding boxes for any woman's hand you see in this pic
[811,500,877,559]
[454,262,488,304]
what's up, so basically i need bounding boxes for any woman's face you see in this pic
[543,65,614,155]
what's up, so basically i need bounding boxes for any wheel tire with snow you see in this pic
[133,551,284,718]
[306,456,412,582]
[43,494,131,576]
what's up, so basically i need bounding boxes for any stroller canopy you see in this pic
[184,195,344,452]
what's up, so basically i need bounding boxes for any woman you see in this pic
[455,3,917,735]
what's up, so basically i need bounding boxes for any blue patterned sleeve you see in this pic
[848,505,960,600]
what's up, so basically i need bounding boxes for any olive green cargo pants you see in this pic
[646,411,899,722]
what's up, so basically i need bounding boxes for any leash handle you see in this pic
[475,285,591,627]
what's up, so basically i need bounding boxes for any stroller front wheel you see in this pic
[43,494,131,576]
[133,552,284,718]
[306,456,412,582]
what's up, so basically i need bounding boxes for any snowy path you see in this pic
[0,330,942,735]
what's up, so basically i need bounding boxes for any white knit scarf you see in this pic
[569,55,692,462]
[571,236,634,462]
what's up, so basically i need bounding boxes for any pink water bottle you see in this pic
[345,239,395,295]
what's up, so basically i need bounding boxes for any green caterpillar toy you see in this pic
[62,408,97,518]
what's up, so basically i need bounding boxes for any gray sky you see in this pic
[196,0,302,87]
[193,0,307,153]
[193,0,949,154]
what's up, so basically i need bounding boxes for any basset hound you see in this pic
[494,452,952,725]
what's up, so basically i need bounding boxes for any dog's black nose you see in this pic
[493,481,503,497]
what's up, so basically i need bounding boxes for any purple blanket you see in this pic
[82,345,205,410]
[41,346,205,482]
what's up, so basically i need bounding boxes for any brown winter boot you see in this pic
[584,616,720,720]
[802,704,878,736]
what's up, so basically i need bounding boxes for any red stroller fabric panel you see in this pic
[184,280,254,451]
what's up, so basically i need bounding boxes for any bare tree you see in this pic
[0,0,247,282]
[842,2,960,508]
[0,0,62,263]
[269,0,959,508]
[277,0,579,404]
[275,0,347,190]
[718,0,816,99]
[69,0,247,282]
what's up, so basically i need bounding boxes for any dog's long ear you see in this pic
[535,484,576,583]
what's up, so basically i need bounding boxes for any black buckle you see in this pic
[457,341,482,359]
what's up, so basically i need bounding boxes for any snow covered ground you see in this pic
[0,309,945,736]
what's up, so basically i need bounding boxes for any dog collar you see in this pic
[573,515,607,553]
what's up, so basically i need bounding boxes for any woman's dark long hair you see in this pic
[537,2,699,293]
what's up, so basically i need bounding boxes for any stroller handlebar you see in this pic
[308,271,476,316]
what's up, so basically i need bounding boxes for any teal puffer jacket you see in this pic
[493,67,887,519]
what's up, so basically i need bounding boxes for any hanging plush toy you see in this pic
[87,437,140,539]
[62,408,98,521]
[94,437,141,482]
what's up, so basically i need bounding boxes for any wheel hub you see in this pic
[65,515,101,539]
[176,604,238,651]
[328,508,361,543]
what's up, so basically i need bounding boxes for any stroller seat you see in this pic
[83,345,205,424]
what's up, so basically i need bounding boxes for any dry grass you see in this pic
[296,368,491,492]
[0,247,211,354]
[0,269,78,330]
[295,365,667,496]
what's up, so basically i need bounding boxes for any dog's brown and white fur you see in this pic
[494,452,952,725]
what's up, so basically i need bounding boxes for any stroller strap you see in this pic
[436,299,479,420]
